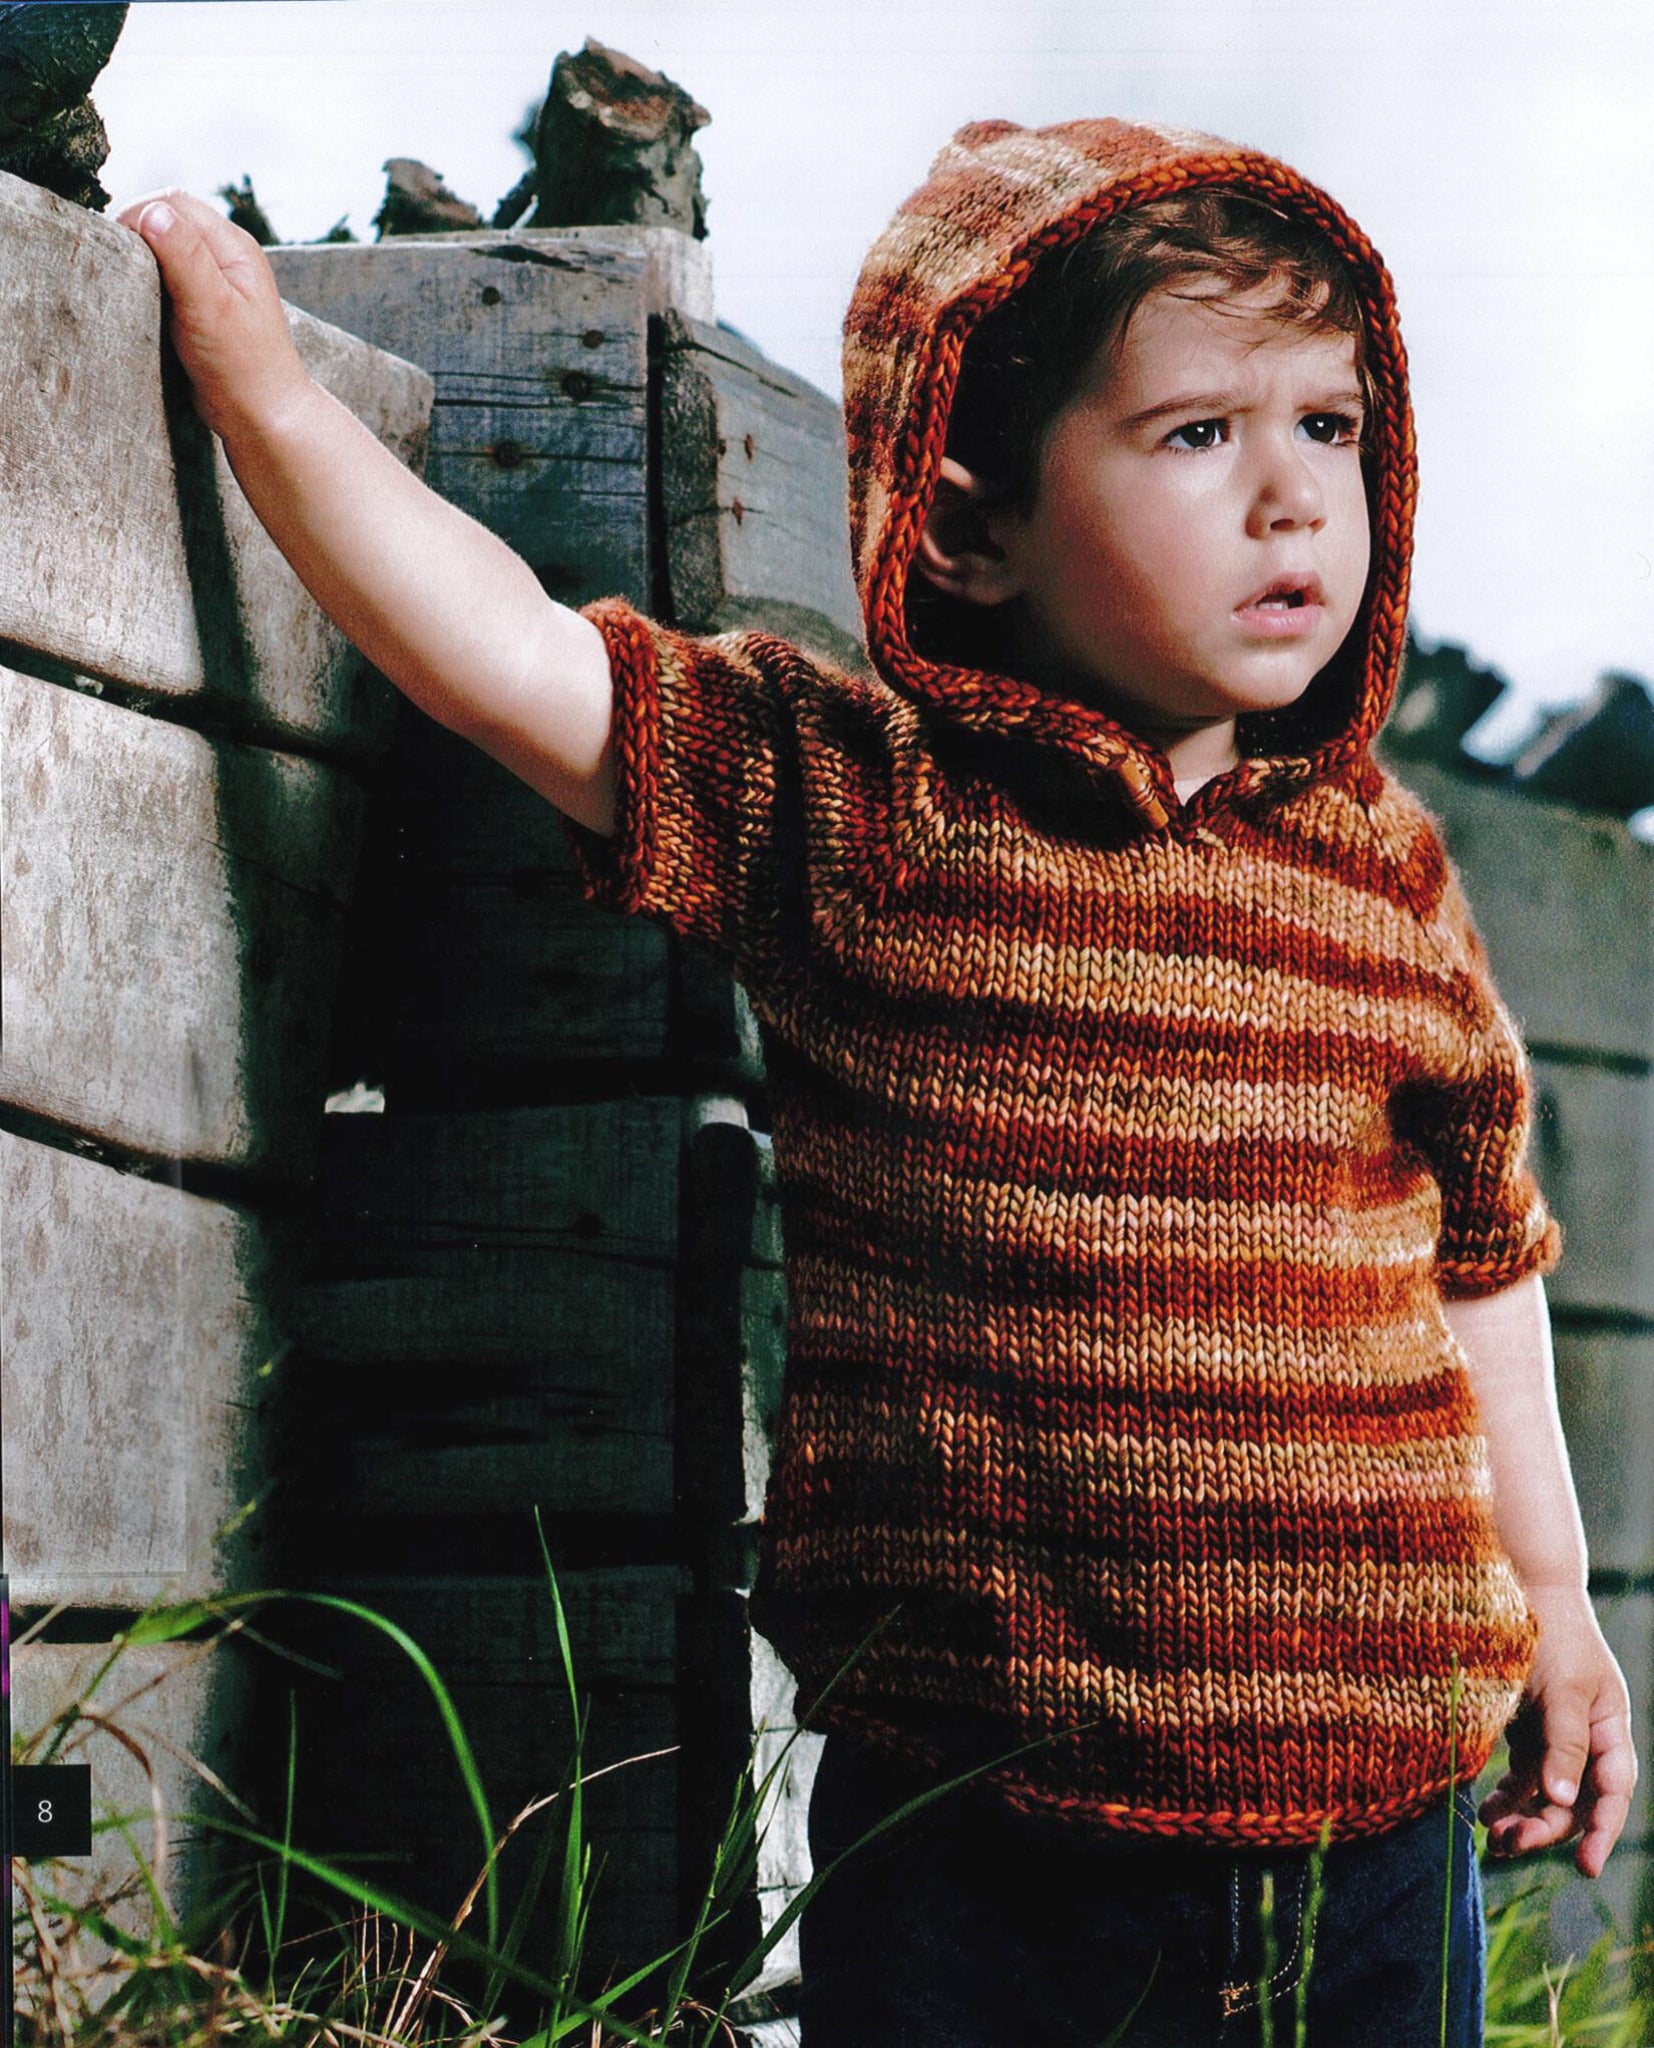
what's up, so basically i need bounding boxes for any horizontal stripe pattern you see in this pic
[566,119,1562,1846]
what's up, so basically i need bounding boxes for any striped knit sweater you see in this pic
[562,117,1563,1846]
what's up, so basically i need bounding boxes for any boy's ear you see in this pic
[913,456,1025,606]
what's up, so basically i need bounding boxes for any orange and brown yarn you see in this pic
[560,119,1563,1847]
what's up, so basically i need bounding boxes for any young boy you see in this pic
[118,116,1635,2044]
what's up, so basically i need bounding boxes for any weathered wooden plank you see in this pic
[1555,1331,1654,1579]
[391,873,673,1079]
[1530,1061,1654,1320]
[1396,761,1654,1065]
[381,223,715,322]
[1,664,365,1178]
[0,168,431,752]
[1379,641,1507,771]
[674,1107,800,1996]
[659,310,864,668]
[746,1634,819,1998]
[266,238,651,606]
[1,1132,293,1606]
[1514,671,1654,822]
[11,1637,255,2004]
[678,1106,788,1535]
[282,1573,683,1980]
[309,1097,678,1279]
[321,715,674,1093]
[291,1102,679,1517]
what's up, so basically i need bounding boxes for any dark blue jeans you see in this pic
[799,1733,1484,2047]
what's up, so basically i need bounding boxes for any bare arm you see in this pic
[114,189,617,836]
[1444,1272,1638,1876]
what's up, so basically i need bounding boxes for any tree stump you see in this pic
[0,0,129,209]
[514,36,710,238]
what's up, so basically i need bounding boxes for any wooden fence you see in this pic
[4,157,1650,2036]
[1377,685,1654,1963]
[0,165,432,1966]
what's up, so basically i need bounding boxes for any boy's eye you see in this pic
[1301,410,1365,446]
[1164,418,1227,451]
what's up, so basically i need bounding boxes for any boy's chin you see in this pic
[1055,669,1317,730]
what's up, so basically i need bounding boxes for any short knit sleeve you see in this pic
[558,598,800,973]
[1399,833,1564,1299]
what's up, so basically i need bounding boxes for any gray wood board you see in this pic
[1,1131,295,1605]
[266,239,651,606]
[747,1630,818,1997]
[353,716,672,1081]
[11,1638,256,2002]
[659,310,864,668]
[1555,1329,1654,1578]
[1,664,366,1178]
[376,224,715,322]
[1530,1059,1654,1319]
[0,169,432,754]
[283,1571,682,1974]
[679,1110,789,1536]
[1397,760,1654,1065]
[293,1101,681,1516]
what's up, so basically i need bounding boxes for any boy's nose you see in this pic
[1246,441,1325,534]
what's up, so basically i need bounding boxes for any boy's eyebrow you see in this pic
[1117,387,1368,428]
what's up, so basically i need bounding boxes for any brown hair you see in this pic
[944,187,1373,512]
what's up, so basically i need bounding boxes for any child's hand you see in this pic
[1479,1584,1638,1878]
[112,188,313,442]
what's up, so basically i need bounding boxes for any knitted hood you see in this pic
[840,118,1417,831]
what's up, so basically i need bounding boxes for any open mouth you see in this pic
[1237,573,1324,613]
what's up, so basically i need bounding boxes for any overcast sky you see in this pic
[98,0,1653,749]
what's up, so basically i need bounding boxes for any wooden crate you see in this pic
[1,1131,294,1607]
[2,666,366,1183]
[2,165,436,1992]
[279,1572,682,1991]
[1395,760,1654,1067]
[0,170,429,754]
[10,1637,258,2013]
[289,1101,682,1522]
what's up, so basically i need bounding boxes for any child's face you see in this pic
[979,282,1372,735]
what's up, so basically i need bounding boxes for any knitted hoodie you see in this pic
[563,117,1562,1846]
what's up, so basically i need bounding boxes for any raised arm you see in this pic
[115,189,618,836]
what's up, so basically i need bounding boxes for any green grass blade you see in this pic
[1441,1654,1462,2048]
[293,1589,500,1951]
[192,1814,701,2046]
[1294,1818,1332,2048]
[1091,1951,1162,2047]
[1258,1867,1278,2048]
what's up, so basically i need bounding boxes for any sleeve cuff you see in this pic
[1435,1208,1564,1299]
[557,599,665,916]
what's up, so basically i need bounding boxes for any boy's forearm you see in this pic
[221,376,601,751]
[114,190,618,832]
[1443,1272,1589,1592]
